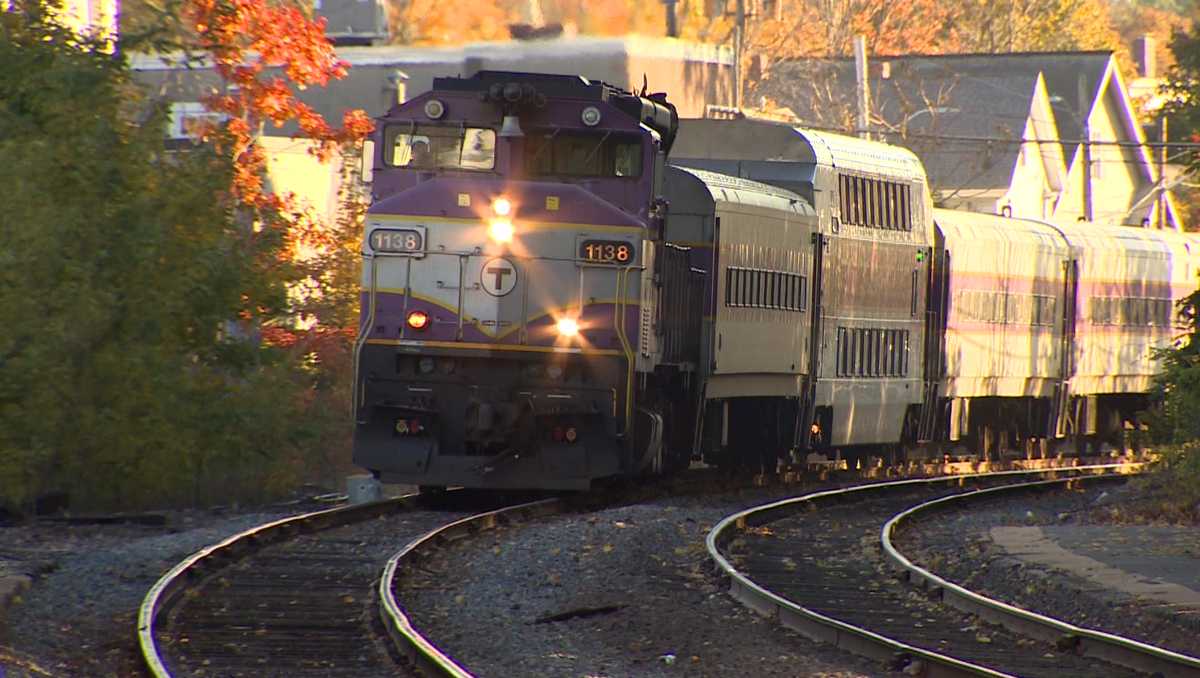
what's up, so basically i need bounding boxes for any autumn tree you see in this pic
[2,2,289,508]
[950,0,1119,53]
[0,0,373,511]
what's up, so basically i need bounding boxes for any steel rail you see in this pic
[378,497,564,678]
[881,475,1200,678]
[137,494,424,678]
[705,464,1140,678]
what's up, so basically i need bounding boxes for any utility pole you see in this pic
[1158,116,1168,229]
[853,35,870,140]
[662,0,678,38]
[734,0,745,109]
[1082,122,1094,222]
[1078,75,1093,222]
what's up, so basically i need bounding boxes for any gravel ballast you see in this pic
[893,480,1200,659]
[400,488,885,678]
[0,508,300,676]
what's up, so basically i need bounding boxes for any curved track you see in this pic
[706,465,1182,677]
[379,498,564,677]
[882,477,1200,677]
[139,494,519,677]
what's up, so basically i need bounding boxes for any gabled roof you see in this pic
[756,51,1113,196]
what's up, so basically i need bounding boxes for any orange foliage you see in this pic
[1110,3,1192,76]
[185,0,374,213]
[391,0,512,44]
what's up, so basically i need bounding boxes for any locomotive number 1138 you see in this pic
[579,239,633,264]
[369,228,424,255]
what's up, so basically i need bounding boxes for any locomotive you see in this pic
[353,71,1200,490]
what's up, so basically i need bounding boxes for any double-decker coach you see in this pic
[674,119,933,466]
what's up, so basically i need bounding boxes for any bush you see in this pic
[0,4,350,511]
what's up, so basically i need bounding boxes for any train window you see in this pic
[869,179,876,227]
[1127,298,1143,326]
[866,331,876,377]
[1155,298,1171,326]
[882,331,891,376]
[878,181,887,228]
[858,180,867,227]
[851,177,861,225]
[839,176,850,222]
[866,179,876,227]
[841,329,849,376]
[902,185,912,230]
[890,184,899,229]
[892,331,902,379]
[853,329,863,376]
[526,131,643,178]
[883,184,893,229]
[877,330,886,376]
[384,124,496,170]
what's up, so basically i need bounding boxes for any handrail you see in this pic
[351,253,380,418]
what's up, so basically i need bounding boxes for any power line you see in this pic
[794,122,1200,149]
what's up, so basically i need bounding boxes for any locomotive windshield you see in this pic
[525,130,642,178]
[384,124,496,170]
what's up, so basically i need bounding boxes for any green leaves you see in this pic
[0,3,330,511]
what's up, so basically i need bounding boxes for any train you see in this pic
[351,71,1200,490]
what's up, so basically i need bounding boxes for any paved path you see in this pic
[991,525,1200,615]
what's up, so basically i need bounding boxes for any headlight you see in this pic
[488,219,514,244]
[556,317,579,337]
[492,197,512,216]
[418,357,436,374]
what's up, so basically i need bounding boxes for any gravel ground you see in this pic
[400,486,886,678]
[0,507,302,677]
[893,480,1200,659]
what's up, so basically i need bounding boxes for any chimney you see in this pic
[1134,35,1156,78]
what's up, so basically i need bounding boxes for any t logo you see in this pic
[480,257,518,296]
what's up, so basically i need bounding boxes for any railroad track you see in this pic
[138,492,565,677]
[707,464,1200,678]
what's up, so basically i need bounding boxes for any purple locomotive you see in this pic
[353,71,704,490]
